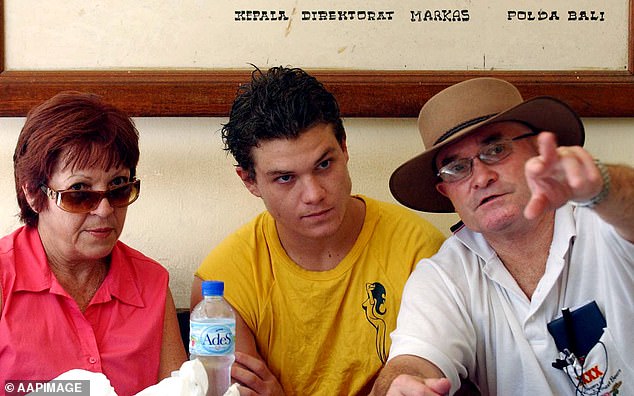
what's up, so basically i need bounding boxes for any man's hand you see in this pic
[232,351,285,396]
[371,356,452,396]
[384,375,451,396]
[524,132,603,219]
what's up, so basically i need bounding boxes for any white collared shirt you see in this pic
[389,204,634,395]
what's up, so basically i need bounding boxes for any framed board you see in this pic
[0,0,633,117]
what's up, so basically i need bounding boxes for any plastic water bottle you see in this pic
[190,280,236,396]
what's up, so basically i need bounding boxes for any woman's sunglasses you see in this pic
[40,179,141,214]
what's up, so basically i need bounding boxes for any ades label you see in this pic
[190,321,236,356]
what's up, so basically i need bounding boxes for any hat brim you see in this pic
[389,96,585,213]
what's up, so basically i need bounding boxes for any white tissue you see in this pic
[135,359,208,396]
[223,383,240,396]
[37,369,117,396]
[40,359,218,396]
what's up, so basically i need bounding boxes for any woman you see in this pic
[0,92,187,395]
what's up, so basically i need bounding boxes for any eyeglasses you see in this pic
[437,131,538,183]
[40,179,141,213]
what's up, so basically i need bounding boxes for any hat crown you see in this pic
[418,78,523,149]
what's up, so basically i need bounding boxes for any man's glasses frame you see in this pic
[436,130,539,183]
[40,179,141,214]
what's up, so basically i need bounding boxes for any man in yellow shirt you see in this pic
[191,66,445,395]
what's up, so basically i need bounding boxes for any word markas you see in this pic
[410,9,469,22]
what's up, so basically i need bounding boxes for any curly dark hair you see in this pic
[221,66,346,179]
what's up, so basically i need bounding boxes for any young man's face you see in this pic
[435,121,539,235]
[238,123,353,242]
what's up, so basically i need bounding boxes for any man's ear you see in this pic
[236,167,261,198]
[341,138,349,162]
[435,182,449,198]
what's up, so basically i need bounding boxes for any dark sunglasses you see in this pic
[40,179,141,213]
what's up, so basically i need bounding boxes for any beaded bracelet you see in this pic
[575,159,610,208]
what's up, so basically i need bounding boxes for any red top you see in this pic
[0,226,168,396]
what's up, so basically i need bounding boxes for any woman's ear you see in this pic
[22,185,39,212]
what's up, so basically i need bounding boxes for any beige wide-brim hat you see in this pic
[390,77,585,213]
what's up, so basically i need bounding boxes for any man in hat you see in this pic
[191,66,446,395]
[371,78,634,395]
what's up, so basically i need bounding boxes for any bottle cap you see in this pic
[201,280,224,297]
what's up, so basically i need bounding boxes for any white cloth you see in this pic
[222,384,240,396]
[135,360,208,396]
[38,360,213,396]
[39,369,117,396]
[389,204,634,395]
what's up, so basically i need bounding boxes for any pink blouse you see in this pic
[0,226,168,396]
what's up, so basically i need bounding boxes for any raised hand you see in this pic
[524,132,603,219]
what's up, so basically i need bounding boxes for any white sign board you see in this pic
[5,0,629,71]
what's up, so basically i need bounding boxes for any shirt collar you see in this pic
[13,227,53,293]
[90,243,145,308]
[14,227,144,308]
[549,204,577,260]
[452,205,577,300]
[453,222,497,262]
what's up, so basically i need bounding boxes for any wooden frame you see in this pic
[1,1,633,117]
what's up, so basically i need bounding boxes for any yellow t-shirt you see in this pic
[196,195,445,395]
